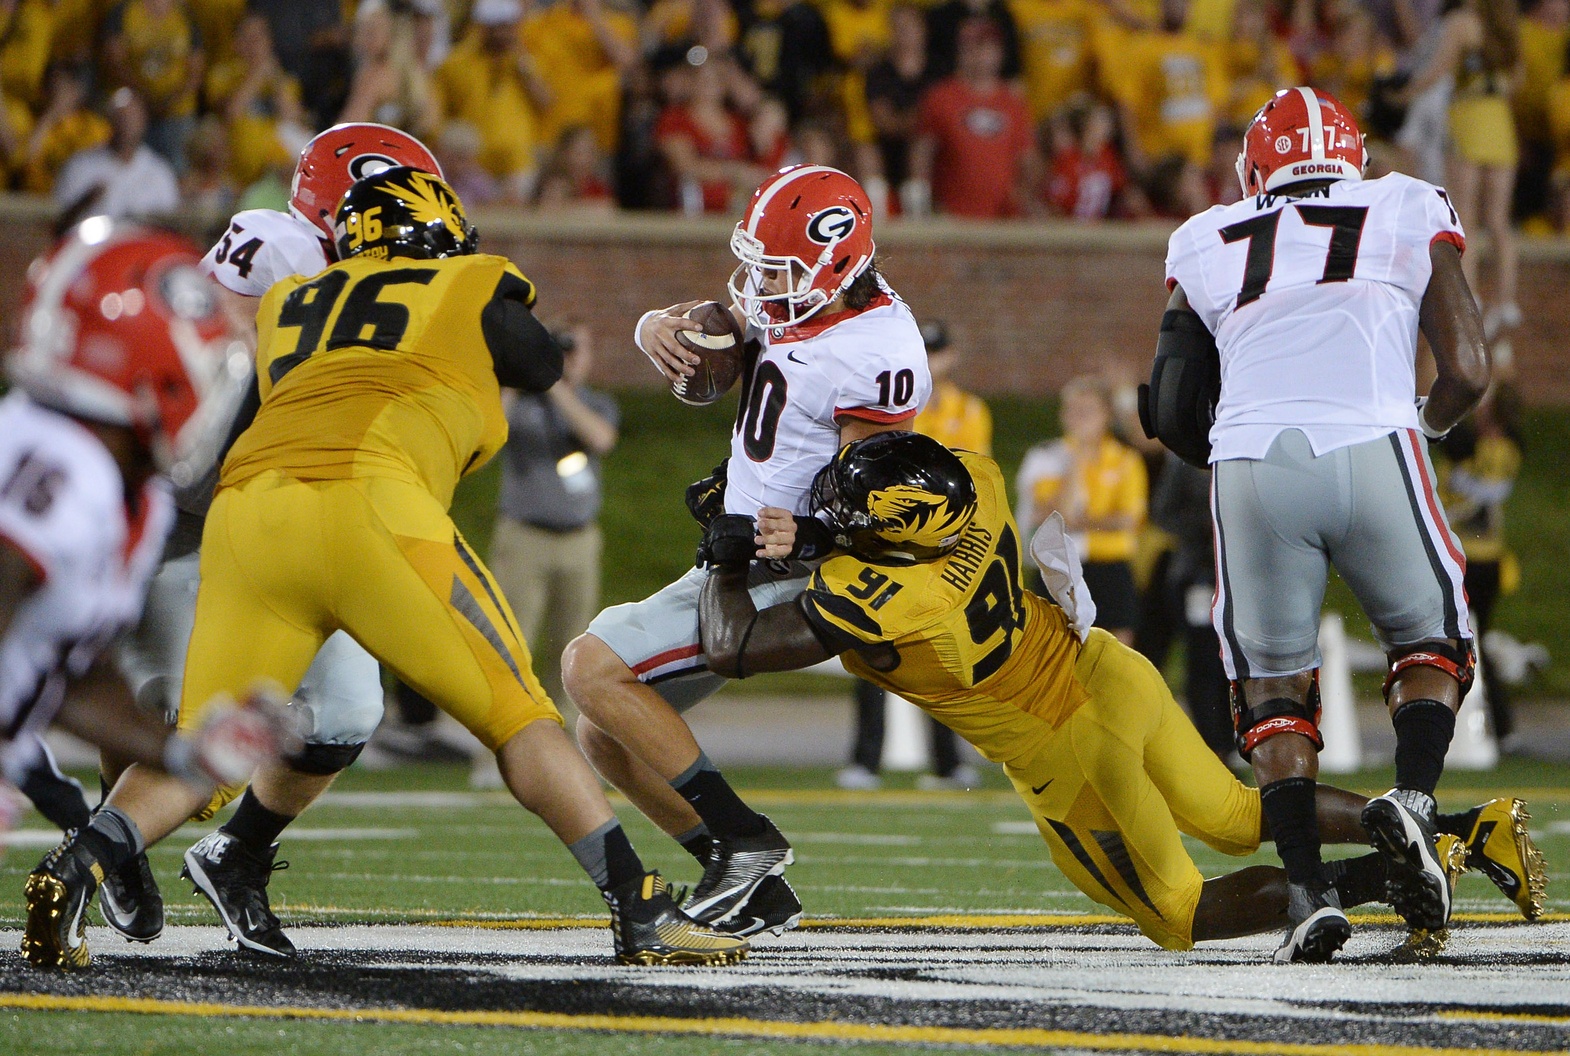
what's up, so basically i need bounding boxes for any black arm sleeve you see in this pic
[481,270,562,392]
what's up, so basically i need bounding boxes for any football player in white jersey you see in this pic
[7,222,290,969]
[563,166,931,937]
[1154,88,1491,963]
[109,124,444,957]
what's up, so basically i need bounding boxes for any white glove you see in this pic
[1415,396,1449,440]
[1029,512,1097,643]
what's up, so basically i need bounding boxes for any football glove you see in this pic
[685,458,729,529]
[788,516,837,562]
[698,514,758,571]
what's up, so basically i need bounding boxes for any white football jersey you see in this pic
[1165,172,1466,461]
[200,208,330,297]
[0,394,174,755]
[725,289,932,516]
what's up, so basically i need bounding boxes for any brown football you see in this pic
[671,301,744,406]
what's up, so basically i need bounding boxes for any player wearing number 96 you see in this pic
[93,168,750,967]
[698,431,1461,954]
[563,165,930,939]
[1159,87,1490,962]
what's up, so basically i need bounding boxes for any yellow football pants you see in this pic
[1005,629,1262,950]
[180,472,558,805]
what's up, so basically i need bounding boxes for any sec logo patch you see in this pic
[1274,135,1291,154]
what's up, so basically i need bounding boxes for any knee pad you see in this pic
[1229,675,1324,761]
[284,741,367,776]
[1383,639,1476,699]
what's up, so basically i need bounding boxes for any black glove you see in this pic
[685,458,729,529]
[697,513,757,570]
[789,516,838,562]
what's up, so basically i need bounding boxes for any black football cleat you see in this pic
[604,872,749,965]
[22,833,104,969]
[99,850,164,943]
[1274,879,1352,964]
[1362,793,1450,931]
[717,873,803,938]
[681,816,793,926]
[181,832,297,957]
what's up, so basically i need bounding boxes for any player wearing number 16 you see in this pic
[89,167,750,966]
[1153,87,1490,962]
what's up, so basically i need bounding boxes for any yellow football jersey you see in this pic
[802,451,1089,767]
[224,253,536,509]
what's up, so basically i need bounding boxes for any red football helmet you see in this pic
[728,165,876,328]
[289,123,444,241]
[1236,87,1366,197]
[7,219,251,485]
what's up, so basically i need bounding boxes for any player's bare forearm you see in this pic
[1419,240,1490,433]
[699,568,834,678]
[837,415,911,445]
[0,539,41,642]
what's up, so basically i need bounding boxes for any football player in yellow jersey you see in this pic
[698,433,1544,959]
[50,168,748,968]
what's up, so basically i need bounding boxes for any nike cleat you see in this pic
[1362,792,1450,931]
[1463,798,1547,920]
[1274,879,1352,964]
[181,832,296,957]
[717,873,803,938]
[1398,833,1470,960]
[99,850,164,943]
[605,872,749,966]
[681,816,793,926]
[22,834,104,969]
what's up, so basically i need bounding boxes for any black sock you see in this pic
[670,753,766,839]
[1260,777,1323,886]
[1392,699,1456,798]
[676,823,715,865]
[75,806,143,873]
[1436,806,1480,839]
[568,820,646,891]
[1326,853,1386,907]
[220,789,295,854]
[18,767,91,832]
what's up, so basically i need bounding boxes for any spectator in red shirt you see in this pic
[910,18,1040,218]
[654,56,764,214]
[1044,101,1131,220]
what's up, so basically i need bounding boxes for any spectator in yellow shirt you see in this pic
[913,320,993,455]
[1112,0,1224,172]
[1016,376,1147,643]
[205,13,305,189]
[0,0,52,169]
[432,0,551,201]
[102,0,206,170]
[1008,0,1096,122]
[19,61,109,193]
[823,0,894,69]
[524,0,639,152]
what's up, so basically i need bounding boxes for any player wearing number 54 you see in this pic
[63,167,750,968]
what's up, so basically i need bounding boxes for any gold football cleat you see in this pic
[1464,798,1548,921]
[1398,834,1469,960]
[605,871,750,966]
[21,837,104,970]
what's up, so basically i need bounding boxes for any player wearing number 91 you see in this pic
[1157,87,1491,962]
[87,168,750,968]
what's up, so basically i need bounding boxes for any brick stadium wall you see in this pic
[2,198,1563,403]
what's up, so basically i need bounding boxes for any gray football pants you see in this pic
[1210,428,1470,681]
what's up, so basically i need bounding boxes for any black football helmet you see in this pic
[809,431,978,562]
[333,166,478,262]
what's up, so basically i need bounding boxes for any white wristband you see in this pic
[1416,396,1449,440]
[633,309,661,355]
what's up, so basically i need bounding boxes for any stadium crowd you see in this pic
[3,0,1564,242]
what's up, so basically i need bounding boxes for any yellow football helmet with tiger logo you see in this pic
[333,166,478,262]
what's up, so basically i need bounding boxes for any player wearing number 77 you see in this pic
[49,167,748,967]
[1150,87,1490,962]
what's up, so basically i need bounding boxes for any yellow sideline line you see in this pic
[426,911,1568,930]
[0,993,1557,1056]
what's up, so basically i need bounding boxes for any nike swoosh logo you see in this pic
[68,896,86,948]
[1031,779,1054,795]
[786,350,806,365]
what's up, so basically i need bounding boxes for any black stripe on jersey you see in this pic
[1210,473,1251,680]
[1044,819,1128,912]
[1387,433,1462,639]
[449,574,526,689]
[802,586,883,643]
[1092,829,1163,918]
[454,533,523,642]
[647,663,709,685]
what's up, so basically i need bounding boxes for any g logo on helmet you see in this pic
[1274,135,1291,154]
[348,153,400,181]
[806,206,857,245]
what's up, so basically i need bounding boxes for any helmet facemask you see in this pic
[728,225,846,329]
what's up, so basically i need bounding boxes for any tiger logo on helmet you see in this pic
[334,167,478,262]
[810,432,977,562]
